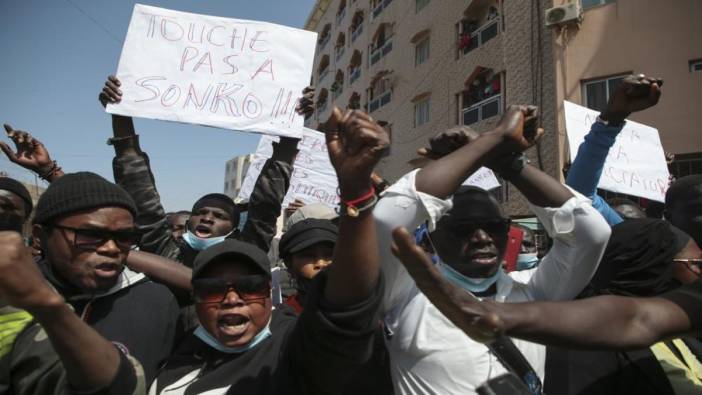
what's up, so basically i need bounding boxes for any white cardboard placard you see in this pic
[238,128,339,207]
[564,101,669,202]
[107,4,317,138]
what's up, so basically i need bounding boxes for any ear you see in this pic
[32,224,47,250]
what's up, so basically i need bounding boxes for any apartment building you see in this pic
[304,0,702,216]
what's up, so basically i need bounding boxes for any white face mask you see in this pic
[516,252,539,270]
[437,261,503,293]
[182,230,231,251]
[194,320,272,354]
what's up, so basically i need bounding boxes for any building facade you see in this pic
[304,0,702,216]
[223,154,254,201]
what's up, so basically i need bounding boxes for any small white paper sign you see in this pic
[462,167,501,191]
[564,101,670,202]
[238,128,339,207]
[107,4,317,138]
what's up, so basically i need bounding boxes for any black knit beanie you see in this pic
[0,177,33,218]
[33,172,137,225]
[191,193,240,227]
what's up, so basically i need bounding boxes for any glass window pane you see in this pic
[582,0,602,9]
[607,77,625,99]
[481,20,498,44]
[482,99,499,119]
[463,108,479,125]
[585,81,607,112]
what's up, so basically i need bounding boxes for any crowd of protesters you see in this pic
[0,66,700,395]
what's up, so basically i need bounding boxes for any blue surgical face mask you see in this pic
[182,230,230,251]
[516,252,539,270]
[437,261,502,293]
[194,321,272,354]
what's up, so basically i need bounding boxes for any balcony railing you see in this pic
[336,7,346,25]
[462,94,501,125]
[351,24,363,42]
[371,0,392,20]
[370,39,392,65]
[368,90,391,112]
[335,45,345,61]
[319,34,330,50]
[461,18,499,55]
[349,68,361,84]
[318,68,330,83]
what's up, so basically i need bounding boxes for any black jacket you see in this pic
[39,260,182,384]
[150,273,383,395]
[111,138,296,267]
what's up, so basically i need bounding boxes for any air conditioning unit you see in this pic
[545,3,582,27]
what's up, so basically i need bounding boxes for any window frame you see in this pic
[414,97,430,127]
[581,73,629,112]
[415,36,430,66]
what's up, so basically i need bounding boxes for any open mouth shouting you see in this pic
[94,262,122,279]
[194,224,213,238]
[217,313,250,338]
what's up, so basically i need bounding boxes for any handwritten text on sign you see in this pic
[564,101,670,202]
[238,128,339,208]
[107,4,317,138]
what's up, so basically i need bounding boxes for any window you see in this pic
[582,0,615,9]
[416,0,429,13]
[370,23,393,66]
[690,59,702,73]
[415,37,430,66]
[368,71,393,112]
[582,74,627,112]
[414,98,430,127]
[461,69,502,125]
[350,10,364,43]
[318,24,332,49]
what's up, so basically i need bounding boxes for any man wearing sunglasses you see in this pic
[149,107,389,394]
[373,105,611,394]
[28,172,181,385]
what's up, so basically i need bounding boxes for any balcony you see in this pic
[351,24,363,43]
[317,100,328,114]
[335,45,345,61]
[370,40,393,65]
[319,34,330,50]
[349,68,361,84]
[319,68,330,83]
[462,94,501,125]
[336,7,346,25]
[461,18,499,55]
[368,90,391,112]
[371,0,393,20]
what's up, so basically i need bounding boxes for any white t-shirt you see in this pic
[373,170,611,395]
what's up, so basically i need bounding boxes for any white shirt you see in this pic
[374,170,611,395]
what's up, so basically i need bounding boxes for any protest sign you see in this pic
[564,101,670,202]
[238,128,339,207]
[107,4,317,138]
[462,167,501,191]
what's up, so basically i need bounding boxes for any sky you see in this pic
[0,0,316,211]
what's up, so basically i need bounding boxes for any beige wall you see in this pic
[305,0,558,216]
[553,0,702,160]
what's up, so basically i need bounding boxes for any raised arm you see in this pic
[415,105,545,200]
[565,74,662,225]
[100,76,175,258]
[239,136,298,252]
[390,226,694,350]
[0,231,143,394]
[0,124,64,182]
[323,107,389,306]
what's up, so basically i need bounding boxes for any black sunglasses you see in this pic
[448,219,511,236]
[53,225,140,250]
[192,275,270,304]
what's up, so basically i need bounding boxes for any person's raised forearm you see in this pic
[508,164,573,208]
[416,131,503,198]
[29,298,122,391]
